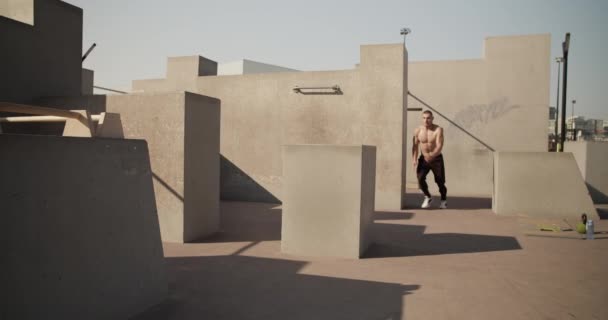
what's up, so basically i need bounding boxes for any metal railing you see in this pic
[408,91,495,152]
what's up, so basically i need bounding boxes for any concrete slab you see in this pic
[281,145,376,258]
[0,134,167,320]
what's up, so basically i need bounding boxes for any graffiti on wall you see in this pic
[452,97,521,132]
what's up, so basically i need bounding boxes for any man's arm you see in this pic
[412,128,420,168]
[427,127,444,161]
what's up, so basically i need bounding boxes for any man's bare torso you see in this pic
[415,125,442,158]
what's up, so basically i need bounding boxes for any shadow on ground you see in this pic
[596,207,608,220]
[364,223,522,258]
[404,192,492,210]
[198,202,282,242]
[374,211,415,220]
[131,255,418,320]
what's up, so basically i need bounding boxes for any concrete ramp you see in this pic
[492,152,598,219]
[0,134,167,319]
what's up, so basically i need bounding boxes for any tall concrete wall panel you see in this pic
[281,145,376,258]
[0,134,166,319]
[492,152,597,219]
[566,141,608,203]
[133,44,407,210]
[407,34,550,196]
[0,0,82,103]
[37,92,221,243]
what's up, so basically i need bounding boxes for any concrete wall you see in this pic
[281,145,376,258]
[407,34,551,197]
[566,141,608,203]
[37,92,221,243]
[0,0,82,103]
[218,59,300,75]
[0,134,166,319]
[133,44,407,210]
[492,152,597,219]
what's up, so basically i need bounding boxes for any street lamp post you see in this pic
[554,57,563,150]
[559,33,571,152]
[400,28,411,46]
[571,99,577,141]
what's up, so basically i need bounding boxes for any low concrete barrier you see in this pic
[566,141,608,204]
[492,152,598,219]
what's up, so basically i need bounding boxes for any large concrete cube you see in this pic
[281,145,376,259]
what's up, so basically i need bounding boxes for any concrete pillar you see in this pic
[281,145,376,258]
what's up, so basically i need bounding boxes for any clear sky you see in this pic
[70,0,608,120]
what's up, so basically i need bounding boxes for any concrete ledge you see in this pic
[281,144,376,258]
[492,152,598,219]
[0,134,166,319]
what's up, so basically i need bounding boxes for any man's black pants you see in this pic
[417,154,447,201]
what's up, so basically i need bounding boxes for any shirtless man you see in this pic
[412,110,447,209]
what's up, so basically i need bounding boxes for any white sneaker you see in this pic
[439,200,448,209]
[421,196,432,209]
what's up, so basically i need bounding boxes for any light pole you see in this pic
[559,33,571,152]
[400,28,411,46]
[571,99,577,141]
[554,57,563,150]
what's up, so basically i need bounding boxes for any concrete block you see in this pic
[566,141,608,203]
[0,134,166,320]
[281,145,376,259]
[81,68,94,95]
[105,92,221,242]
[37,92,222,242]
[492,152,598,219]
[1,0,82,103]
[95,112,124,138]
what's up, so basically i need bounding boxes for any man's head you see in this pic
[422,110,434,128]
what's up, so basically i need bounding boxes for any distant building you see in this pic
[564,116,607,140]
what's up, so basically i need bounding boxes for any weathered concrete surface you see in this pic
[133,44,408,210]
[281,145,376,258]
[492,152,598,219]
[566,141,608,203]
[407,34,550,197]
[0,134,166,320]
[132,200,608,320]
[0,0,82,103]
[38,92,221,243]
